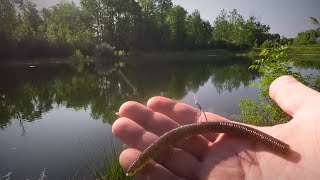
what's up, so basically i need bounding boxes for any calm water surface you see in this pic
[0,58,319,179]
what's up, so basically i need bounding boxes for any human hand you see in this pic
[112,75,320,179]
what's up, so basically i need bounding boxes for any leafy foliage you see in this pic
[0,0,312,60]
[213,9,270,49]
[94,43,116,59]
[261,40,277,49]
[294,29,319,45]
[165,5,188,49]
[186,10,212,49]
[240,45,312,125]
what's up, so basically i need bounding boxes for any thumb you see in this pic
[269,75,320,117]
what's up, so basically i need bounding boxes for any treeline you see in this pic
[293,28,320,45]
[0,0,284,59]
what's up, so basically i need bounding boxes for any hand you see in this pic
[112,76,320,180]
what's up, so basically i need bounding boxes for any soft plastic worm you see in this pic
[126,121,290,176]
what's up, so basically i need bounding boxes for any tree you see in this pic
[0,0,17,37]
[155,0,173,25]
[294,29,318,45]
[213,9,232,43]
[245,16,270,46]
[213,9,271,48]
[80,0,106,43]
[81,0,141,50]
[139,0,157,18]
[155,0,172,48]
[186,10,212,49]
[44,2,95,55]
[166,5,188,49]
[0,0,18,58]
[113,0,142,50]
[13,0,43,42]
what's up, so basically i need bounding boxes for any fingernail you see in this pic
[269,76,298,99]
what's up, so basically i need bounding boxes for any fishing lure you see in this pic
[126,121,290,176]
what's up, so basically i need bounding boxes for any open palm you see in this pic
[112,76,320,179]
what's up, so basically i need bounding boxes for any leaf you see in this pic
[310,17,320,27]
[259,49,268,56]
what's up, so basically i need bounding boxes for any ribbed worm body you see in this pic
[126,122,290,176]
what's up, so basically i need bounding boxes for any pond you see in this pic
[0,57,319,179]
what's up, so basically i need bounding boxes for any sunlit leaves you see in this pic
[294,29,318,45]
[44,2,95,51]
[240,45,311,125]
[165,5,188,48]
[213,9,270,48]
[186,10,213,49]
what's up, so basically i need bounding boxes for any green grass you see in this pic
[90,143,132,180]
[249,45,320,61]
[288,45,320,60]
[127,49,248,64]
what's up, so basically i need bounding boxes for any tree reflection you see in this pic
[210,59,259,93]
[293,60,320,70]
[0,58,260,128]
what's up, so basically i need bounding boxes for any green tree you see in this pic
[44,2,95,54]
[136,0,161,50]
[294,29,318,45]
[12,0,44,43]
[155,0,172,48]
[80,0,106,43]
[213,9,232,43]
[112,0,142,50]
[139,0,157,18]
[166,5,188,49]
[186,10,212,49]
[213,9,271,48]
[0,0,17,37]
[81,0,141,50]
[0,0,18,58]
[155,0,172,25]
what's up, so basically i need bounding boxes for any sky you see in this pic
[30,0,320,38]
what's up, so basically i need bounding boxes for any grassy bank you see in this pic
[249,45,320,61]
[288,45,320,61]
[1,49,249,66]
[126,49,249,64]
[93,149,131,180]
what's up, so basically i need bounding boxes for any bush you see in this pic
[117,50,126,57]
[261,40,277,48]
[294,30,318,45]
[72,49,84,61]
[240,45,311,125]
[94,43,116,58]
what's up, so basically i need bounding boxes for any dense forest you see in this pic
[0,0,319,59]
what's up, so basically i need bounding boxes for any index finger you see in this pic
[147,96,230,124]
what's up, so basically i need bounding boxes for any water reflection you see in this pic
[293,60,320,70]
[0,59,258,128]
[1,57,319,179]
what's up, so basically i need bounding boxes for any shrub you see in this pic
[294,30,318,45]
[261,40,277,48]
[117,50,126,57]
[72,49,84,61]
[240,45,308,125]
[94,43,116,58]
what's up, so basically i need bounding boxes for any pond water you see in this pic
[0,57,319,179]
